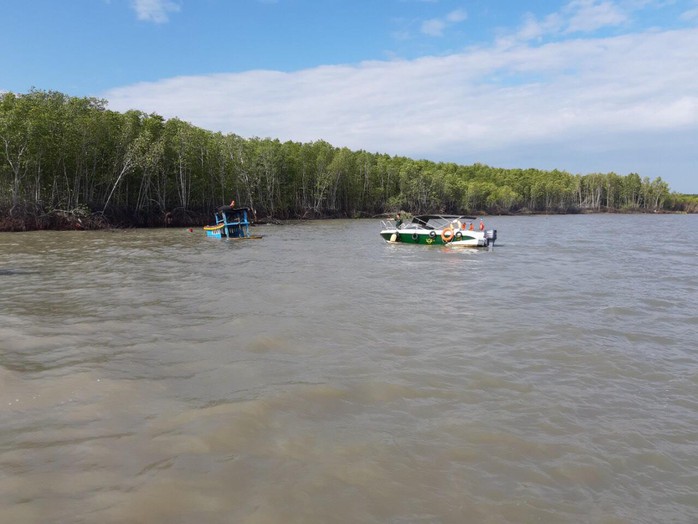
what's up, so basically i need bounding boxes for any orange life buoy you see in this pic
[441,226,455,243]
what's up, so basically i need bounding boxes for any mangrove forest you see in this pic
[1,89,696,231]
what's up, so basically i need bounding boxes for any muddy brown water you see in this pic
[1,214,697,523]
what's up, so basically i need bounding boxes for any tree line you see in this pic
[1,90,695,230]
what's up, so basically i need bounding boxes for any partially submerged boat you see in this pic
[203,206,262,239]
[380,214,496,247]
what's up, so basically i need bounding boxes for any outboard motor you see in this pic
[485,229,497,246]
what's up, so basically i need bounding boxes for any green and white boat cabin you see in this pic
[380,214,497,247]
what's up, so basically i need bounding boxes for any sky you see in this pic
[2,0,697,193]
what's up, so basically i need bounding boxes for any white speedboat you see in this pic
[380,214,496,247]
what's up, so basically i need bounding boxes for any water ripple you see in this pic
[1,216,697,523]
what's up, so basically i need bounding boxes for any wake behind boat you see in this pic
[380,214,497,247]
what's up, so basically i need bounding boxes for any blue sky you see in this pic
[2,0,697,193]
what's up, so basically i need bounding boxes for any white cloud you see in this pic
[421,9,467,36]
[421,18,446,37]
[131,0,181,24]
[564,0,628,33]
[504,0,628,45]
[511,13,564,42]
[446,8,468,23]
[103,26,698,191]
[681,6,698,22]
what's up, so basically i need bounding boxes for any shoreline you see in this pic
[1,207,692,233]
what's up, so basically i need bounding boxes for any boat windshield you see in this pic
[411,215,475,230]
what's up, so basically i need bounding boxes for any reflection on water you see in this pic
[1,215,698,523]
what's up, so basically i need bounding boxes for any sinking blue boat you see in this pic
[203,206,262,239]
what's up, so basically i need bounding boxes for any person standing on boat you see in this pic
[395,213,403,229]
[479,218,485,231]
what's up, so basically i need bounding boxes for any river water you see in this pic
[1,214,697,523]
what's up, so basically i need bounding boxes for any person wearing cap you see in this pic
[479,218,485,231]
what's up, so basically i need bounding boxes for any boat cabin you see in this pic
[203,206,253,239]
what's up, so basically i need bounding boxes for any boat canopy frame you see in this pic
[410,214,478,229]
[381,214,479,231]
[205,206,253,238]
